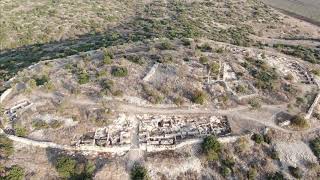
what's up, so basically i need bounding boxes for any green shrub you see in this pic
[288,166,303,179]
[208,62,220,76]
[100,79,114,92]
[251,133,264,144]
[142,84,164,104]
[270,149,279,160]
[35,75,49,86]
[199,56,209,64]
[181,38,191,46]
[220,166,231,177]
[32,120,49,130]
[111,66,128,77]
[55,156,77,178]
[54,156,95,179]
[14,126,28,137]
[126,55,144,65]
[202,136,221,153]
[291,115,308,129]
[249,98,261,110]
[0,135,13,158]
[158,40,174,50]
[103,49,114,65]
[310,137,320,158]
[78,70,90,84]
[311,69,320,76]
[131,164,148,180]
[247,167,257,180]
[221,156,235,168]
[236,85,246,94]
[173,96,184,106]
[192,89,207,105]
[197,43,212,52]
[267,172,285,180]
[4,165,25,180]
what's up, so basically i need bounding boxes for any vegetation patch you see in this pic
[274,44,320,64]
[54,155,95,179]
[111,66,128,77]
[310,137,320,158]
[131,163,149,180]
[0,135,13,158]
[202,135,221,161]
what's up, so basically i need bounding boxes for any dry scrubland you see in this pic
[1,0,320,180]
[261,0,320,25]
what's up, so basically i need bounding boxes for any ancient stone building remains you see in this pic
[4,100,33,122]
[289,62,315,84]
[137,115,231,146]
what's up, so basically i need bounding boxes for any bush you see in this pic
[192,89,207,105]
[14,126,28,137]
[142,84,163,104]
[208,62,220,76]
[220,166,231,177]
[311,69,320,76]
[197,43,212,52]
[173,96,184,106]
[202,135,221,160]
[267,171,285,180]
[35,75,49,86]
[111,66,128,77]
[103,49,114,65]
[247,167,257,180]
[251,133,264,144]
[55,156,95,179]
[100,79,114,92]
[126,55,144,65]
[158,40,174,50]
[291,115,308,128]
[288,166,303,179]
[78,70,90,84]
[310,137,320,158]
[199,56,209,64]
[270,149,279,160]
[181,38,191,46]
[55,156,77,178]
[249,98,261,110]
[131,164,148,180]
[0,135,13,158]
[4,165,25,180]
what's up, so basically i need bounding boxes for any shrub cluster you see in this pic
[111,66,128,77]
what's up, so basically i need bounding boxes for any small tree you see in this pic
[131,163,148,180]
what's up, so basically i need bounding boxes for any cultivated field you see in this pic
[261,0,320,25]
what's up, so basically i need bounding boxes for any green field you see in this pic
[261,0,320,25]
